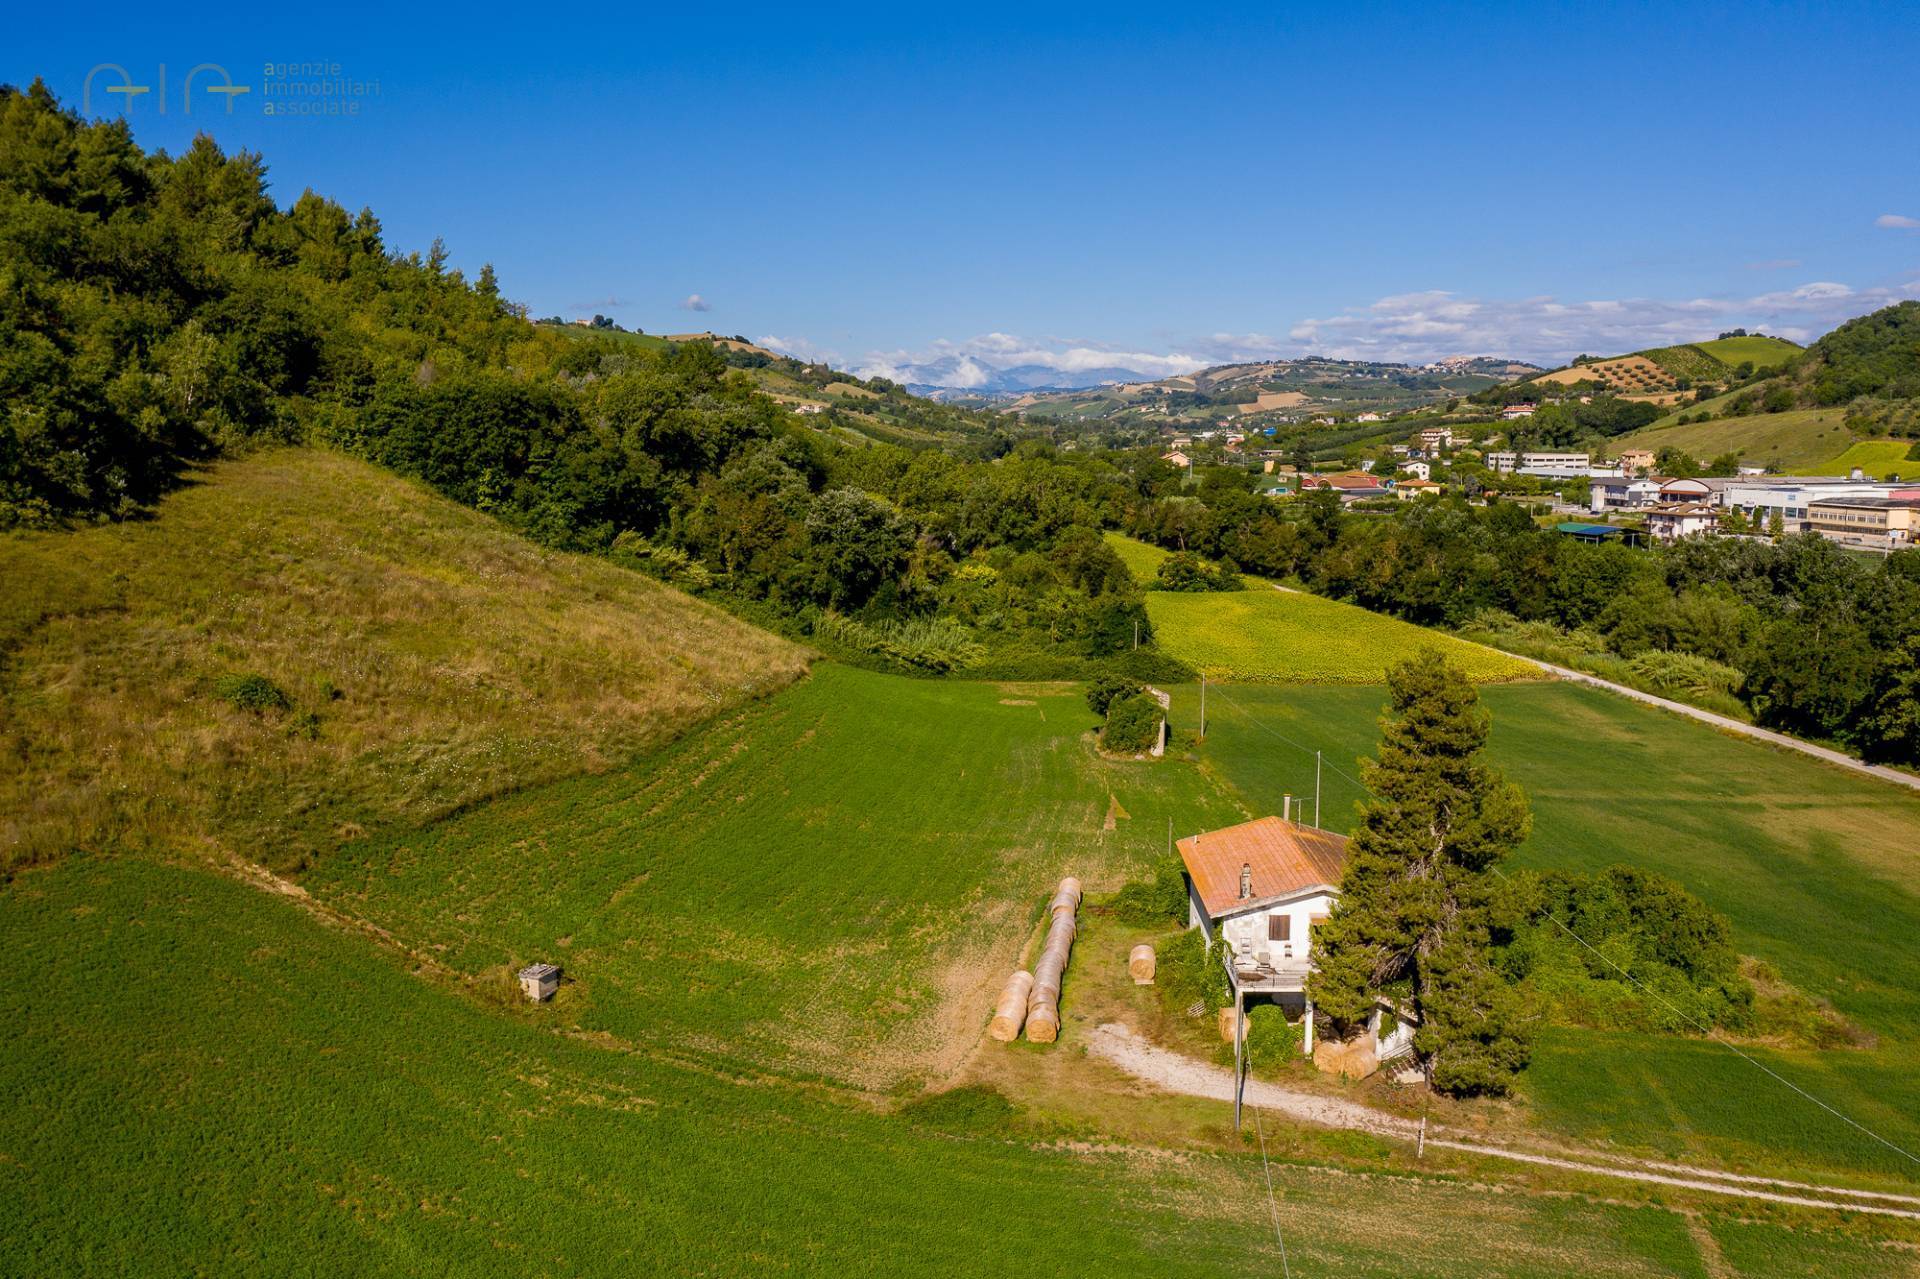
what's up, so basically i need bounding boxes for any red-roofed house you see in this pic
[1177,811,1348,1054]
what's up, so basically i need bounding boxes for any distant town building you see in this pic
[1395,478,1443,501]
[1162,450,1192,469]
[1299,471,1391,502]
[1401,460,1431,481]
[1590,477,1666,513]
[1642,503,1719,543]
[1487,450,1591,477]
[1617,449,1657,474]
[1806,495,1920,549]
[1722,477,1920,533]
[1500,403,1537,420]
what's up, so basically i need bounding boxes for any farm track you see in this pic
[1087,1024,1920,1219]
[1523,659,1920,794]
[1261,582,1920,795]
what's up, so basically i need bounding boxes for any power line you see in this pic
[1246,1046,1294,1278]
[1205,682,1920,1172]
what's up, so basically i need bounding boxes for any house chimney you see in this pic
[1282,794,1292,822]
[1239,863,1252,900]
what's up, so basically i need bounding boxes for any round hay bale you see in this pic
[988,970,1033,1042]
[1047,878,1082,918]
[1128,943,1156,985]
[1217,1005,1243,1043]
[1025,1005,1060,1043]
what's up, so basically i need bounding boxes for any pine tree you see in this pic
[1307,650,1534,1095]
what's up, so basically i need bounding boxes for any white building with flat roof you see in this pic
[1721,477,1914,532]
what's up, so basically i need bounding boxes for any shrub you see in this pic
[1096,647,1198,685]
[1108,853,1189,927]
[1085,673,1143,718]
[1101,692,1164,754]
[214,674,290,714]
[1243,1003,1299,1065]
[1151,551,1242,593]
[812,612,985,673]
[1158,927,1229,1016]
[1623,649,1744,698]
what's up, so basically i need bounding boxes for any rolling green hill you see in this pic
[534,322,1026,449]
[1618,408,1858,471]
[10,479,1920,1270]
[1691,334,1802,371]
[0,448,809,874]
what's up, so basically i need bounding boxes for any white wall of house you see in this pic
[1211,891,1337,965]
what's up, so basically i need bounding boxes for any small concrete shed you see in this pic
[518,963,561,1003]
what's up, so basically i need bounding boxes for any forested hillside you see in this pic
[0,82,1184,681]
[6,80,1919,768]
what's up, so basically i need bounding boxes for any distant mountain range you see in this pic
[900,353,1542,400]
[890,358,1169,396]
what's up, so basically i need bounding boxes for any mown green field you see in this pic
[1624,408,1855,470]
[306,666,1249,1088]
[1144,587,1540,683]
[10,856,1771,1277]
[1186,680,1920,1185]
[1810,439,1920,480]
[8,691,1846,1277]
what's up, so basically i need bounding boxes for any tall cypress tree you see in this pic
[1307,650,1534,1094]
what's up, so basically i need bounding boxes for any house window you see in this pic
[1267,914,1290,942]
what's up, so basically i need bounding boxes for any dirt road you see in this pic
[1087,1023,1920,1219]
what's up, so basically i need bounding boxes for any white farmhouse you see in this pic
[1178,813,1342,1056]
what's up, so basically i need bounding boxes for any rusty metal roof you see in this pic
[1177,815,1346,919]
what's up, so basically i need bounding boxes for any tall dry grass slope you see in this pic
[0,448,809,873]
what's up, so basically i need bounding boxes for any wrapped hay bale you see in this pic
[988,970,1033,1042]
[1129,943,1156,985]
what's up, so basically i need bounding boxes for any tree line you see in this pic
[1126,481,1920,765]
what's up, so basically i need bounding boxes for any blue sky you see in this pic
[9,3,1920,382]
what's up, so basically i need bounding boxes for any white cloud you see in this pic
[679,293,712,311]
[1875,213,1920,229]
[1286,280,1920,364]
[757,334,842,364]
[760,275,1920,389]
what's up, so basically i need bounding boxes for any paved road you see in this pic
[1087,1023,1920,1218]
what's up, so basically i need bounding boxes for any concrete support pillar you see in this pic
[1302,999,1315,1055]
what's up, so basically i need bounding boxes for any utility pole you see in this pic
[1315,751,1322,828]
[1200,675,1206,738]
